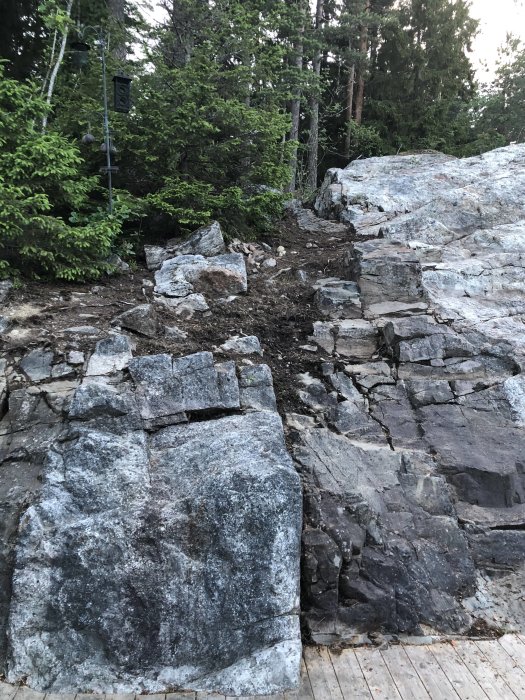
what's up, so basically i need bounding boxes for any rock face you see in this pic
[1,341,302,695]
[295,144,525,642]
[145,221,226,271]
[154,253,247,299]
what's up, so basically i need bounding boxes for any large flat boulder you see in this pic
[2,346,302,696]
[154,253,247,299]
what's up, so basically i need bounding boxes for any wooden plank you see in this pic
[498,634,525,673]
[0,684,19,700]
[404,645,461,700]
[328,648,372,699]
[105,695,136,700]
[476,639,525,699]
[45,694,77,700]
[380,646,430,700]
[355,646,402,700]
[454,641,518,700]
[166,693,197,700]
[429,643,488,700]
[303,646,343,700]
[195,693,224,700]
[284,658,314,700]
[14,690,46,700]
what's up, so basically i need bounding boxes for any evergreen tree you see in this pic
[474,36,525,145]
[366,0,478,152]
[0,0,45,80]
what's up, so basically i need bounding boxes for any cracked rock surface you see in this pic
[0,341,301,695]
[293,144,525,643]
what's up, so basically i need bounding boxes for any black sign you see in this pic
[113,74,132,113]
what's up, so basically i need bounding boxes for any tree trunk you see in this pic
[42,0,73,132]
[306,0,324,192]
[108,0,127,62]
[287,3,305,193]
[344,57,355,160]
[354,0,370,126]
[163,0,195,67]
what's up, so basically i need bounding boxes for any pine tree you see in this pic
[366,0,478,152]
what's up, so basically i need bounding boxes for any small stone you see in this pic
[107,254,130,273]
[262,258,277,269]
[219,335,263,356]
[67,351,85,365]
[0,279,13,303]
[156,293,209,318]
[164,325,188,340]
[62,326,101,336]
[86,334,134,376]
[295,270,309,283]
[299,345,318,353]
[111,304,161,339]
[277,246,286,257]
[19,349,54,382]
[239,364,278,412]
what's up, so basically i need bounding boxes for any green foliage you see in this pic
[472,37,525,145]
[343,122,384,160]
[0,66,121,280]
[365,0,478,154]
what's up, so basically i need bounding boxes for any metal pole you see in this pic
[100,35,113,214]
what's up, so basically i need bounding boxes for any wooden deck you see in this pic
[1,635,525,700]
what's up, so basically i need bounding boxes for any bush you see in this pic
[0,66,122,280]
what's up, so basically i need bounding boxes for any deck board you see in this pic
[429,643,489,700]
[476,639,525,699]
[380,646,431,700]
[303,646,343,700]
[453,641,518,700]
[356,646,402,699]
[3,635,525,700]
[328,648,373,699]
[404,644,461,700]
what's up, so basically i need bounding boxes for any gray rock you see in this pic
[7,411,302,696]
[156,293,209,317]
[314,282,362,319]
[86,334,134,376]
[67,351,85,365]
[154,254,247,299]
[219,335,262,356]
[145,221,226,271]
[107,254,130,273]
[335,319,378,360]
[128,352,241,427]
[352,240,424,307]
[0,317,11,334]
[0,280,13,304]
[111,304,162,338]
[19,350,54,382]
[309,319,377,360]
[163,324,188,340]
[294,427,475,637]
[62,326,101,336]
[239,365,278,412]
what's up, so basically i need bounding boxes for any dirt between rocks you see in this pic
[1,214,356,416]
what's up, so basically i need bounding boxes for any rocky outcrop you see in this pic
[294,144,525,642]
[144,221,226,271]
[0,339,302,695]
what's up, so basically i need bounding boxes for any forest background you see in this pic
[1,0,524,280]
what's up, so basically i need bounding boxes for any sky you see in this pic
[470,0,525,82]
[140,0,525,83]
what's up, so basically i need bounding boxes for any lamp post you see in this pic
[71,27,131,215]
